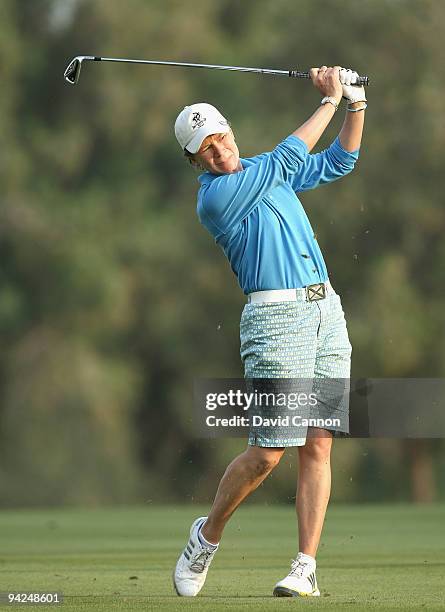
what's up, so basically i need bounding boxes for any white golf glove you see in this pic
[339,68,367,104]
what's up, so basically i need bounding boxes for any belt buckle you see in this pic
[306,283,326,302]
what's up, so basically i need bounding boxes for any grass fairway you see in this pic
[0,504,444,611]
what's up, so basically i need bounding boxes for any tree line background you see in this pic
[1,0,444,507]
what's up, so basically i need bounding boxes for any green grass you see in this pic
[0,504,444,611]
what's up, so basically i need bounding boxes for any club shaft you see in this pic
[94,56,298,77]
[64,55,370,86]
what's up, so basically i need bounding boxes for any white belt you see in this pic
[248,282,332,304]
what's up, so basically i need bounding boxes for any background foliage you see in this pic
[1,0,444,507]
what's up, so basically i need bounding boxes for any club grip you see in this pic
[289,70,369,87]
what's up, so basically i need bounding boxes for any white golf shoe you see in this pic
[173,516,218,597]
[273,552,320,597]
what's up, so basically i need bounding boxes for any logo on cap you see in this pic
[191,112,206,130]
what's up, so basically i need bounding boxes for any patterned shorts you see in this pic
[240,286,352,447]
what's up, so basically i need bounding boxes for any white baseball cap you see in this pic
[174,103,230,154]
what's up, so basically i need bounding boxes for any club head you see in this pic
[64,56,83,85]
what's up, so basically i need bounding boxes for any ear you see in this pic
[188,157,205,171]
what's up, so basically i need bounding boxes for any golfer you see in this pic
[173,66,366,597]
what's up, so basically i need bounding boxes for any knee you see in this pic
[300,436,332,464]
[247,447,285,476]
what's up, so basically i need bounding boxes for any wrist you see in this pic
[346,101,367,113]
[320,96,340,111]
[324,93,343,106]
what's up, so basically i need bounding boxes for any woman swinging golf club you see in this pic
[173,65,366,598]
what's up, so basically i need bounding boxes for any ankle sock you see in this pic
[198,522,219,551]
[297,552,316,568]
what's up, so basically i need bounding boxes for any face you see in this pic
[193,131,242,175]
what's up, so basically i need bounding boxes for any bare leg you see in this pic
[296,428,333,557]
[201,446,285,544]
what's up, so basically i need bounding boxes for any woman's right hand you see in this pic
[309,66,343,104]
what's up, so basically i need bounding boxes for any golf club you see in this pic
[64,55,370,86]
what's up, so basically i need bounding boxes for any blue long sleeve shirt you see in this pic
[197,135,359,295]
